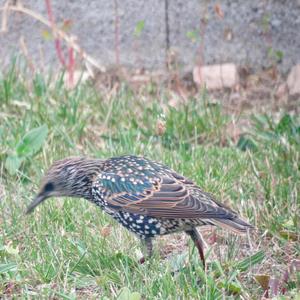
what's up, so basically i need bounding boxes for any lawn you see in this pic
[0,60,299,299]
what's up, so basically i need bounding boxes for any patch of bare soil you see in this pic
[92,65,299,114]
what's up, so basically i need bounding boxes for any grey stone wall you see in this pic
[0,0,299,73]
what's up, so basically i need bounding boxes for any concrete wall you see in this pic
[0,0,299,73]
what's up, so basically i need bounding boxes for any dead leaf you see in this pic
[279,230,299,241]
[100,225,111,237]
[156,120,166,136]
[256,260,300,298]
[255,274,270,291]
[214,4,224,19]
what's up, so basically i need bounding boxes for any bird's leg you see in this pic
[185,228,206,268]
[139,238,153,264]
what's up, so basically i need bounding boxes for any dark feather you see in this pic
[96,156,246,225]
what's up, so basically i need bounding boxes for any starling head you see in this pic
[26,157,104,214]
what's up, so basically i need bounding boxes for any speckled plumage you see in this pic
[27,155,253,266]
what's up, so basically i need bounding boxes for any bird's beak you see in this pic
[26,194,47,214]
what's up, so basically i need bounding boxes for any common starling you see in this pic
[26,155,253,266]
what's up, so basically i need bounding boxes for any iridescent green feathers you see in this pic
[96,156,252,232]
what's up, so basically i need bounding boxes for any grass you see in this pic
[0,59,299,299]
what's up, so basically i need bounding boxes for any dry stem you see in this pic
[0,3,106,72]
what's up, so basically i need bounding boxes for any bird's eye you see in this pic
[44,182,54,193]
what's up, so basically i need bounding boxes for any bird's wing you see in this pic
[95,171,238,220]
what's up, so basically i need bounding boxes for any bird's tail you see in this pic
[211,217,254,234]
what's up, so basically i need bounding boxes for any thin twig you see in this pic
[0,4,106,72]
[68,41,75,87]
[1,0,9,32]
[19,36,35,72]
[196,0,209,88]
[113,0,120,66]
[164,0,170,69]
[45,0,66,66]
